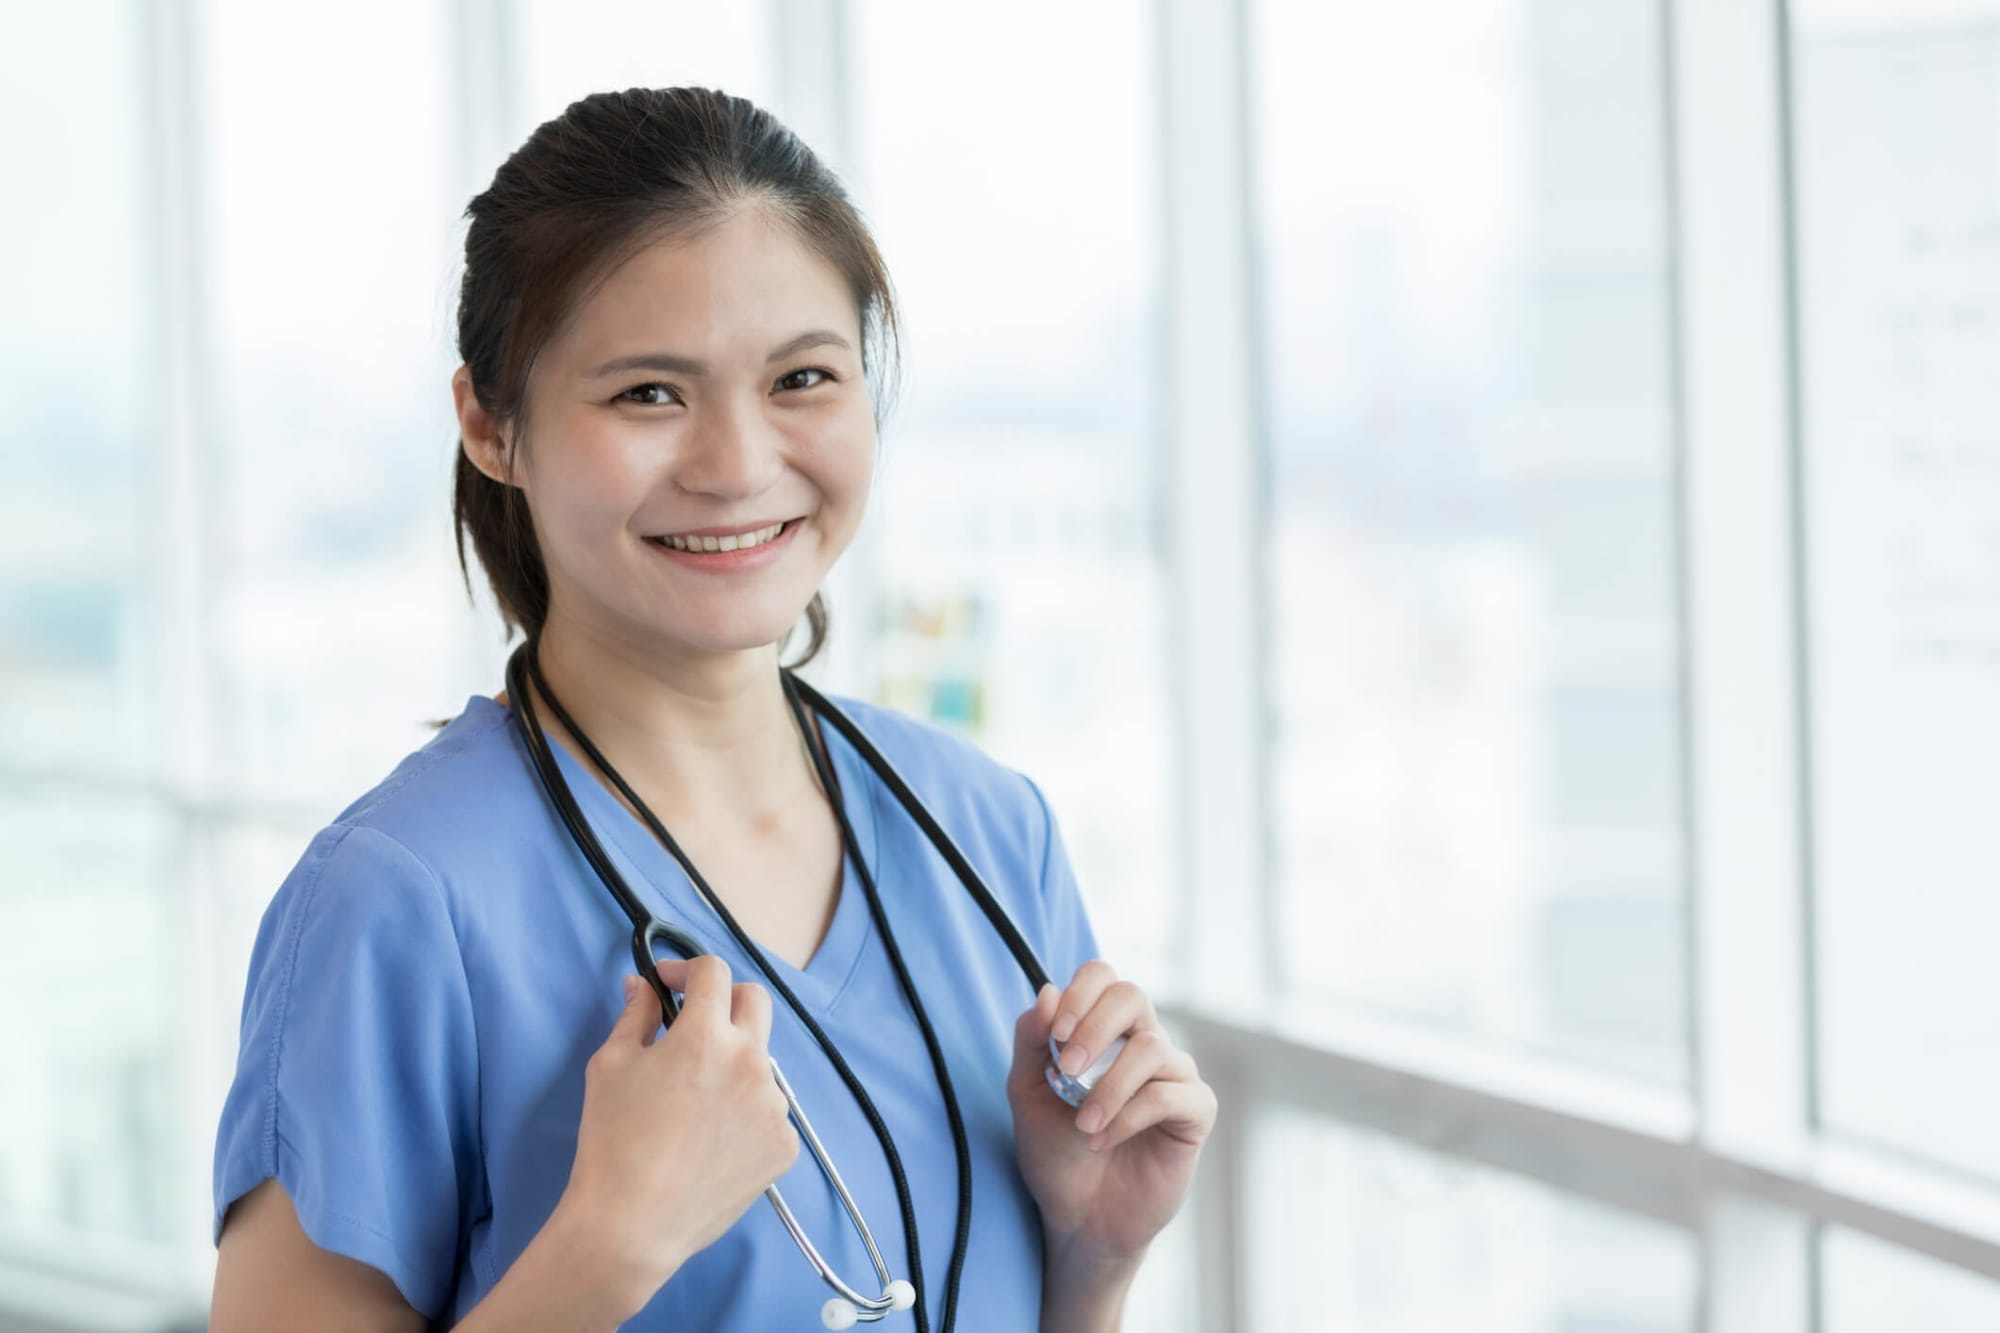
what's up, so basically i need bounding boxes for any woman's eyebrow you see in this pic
[585,329,854,379]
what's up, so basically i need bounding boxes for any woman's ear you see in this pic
[453,364,515,487]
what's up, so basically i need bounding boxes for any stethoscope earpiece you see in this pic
[821,1279,915,1329]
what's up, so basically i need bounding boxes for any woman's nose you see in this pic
[676,393,786,496]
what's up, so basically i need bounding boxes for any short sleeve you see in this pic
[1017,771,1104,989]
[212,822,481,1320]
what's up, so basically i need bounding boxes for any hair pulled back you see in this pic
[452,86,898,669]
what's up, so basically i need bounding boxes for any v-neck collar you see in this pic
[475,692,881,1014]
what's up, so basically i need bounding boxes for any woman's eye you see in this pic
[776,366,833,392]
[616,382,679,406]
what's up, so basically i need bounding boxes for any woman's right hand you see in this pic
[554,955,800,1313]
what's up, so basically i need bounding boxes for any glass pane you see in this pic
[0,792,177,1242]
[0,1,154,780]
[1253,0,1685,1084]
[1824,1228,2000,1333]
[850,1,1173,977]
[514,0,771,139]
[203,0,486,807]
[1250,1105,1697,1331]
[1791,0,2000,1179]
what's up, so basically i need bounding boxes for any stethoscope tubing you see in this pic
[780,669,1053,996]
[766,1057,898,1308]
[502,641,1029,1329]
[504,646,907,1320]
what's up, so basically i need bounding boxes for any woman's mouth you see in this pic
[642,517,803,572]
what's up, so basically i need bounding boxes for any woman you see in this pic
[209,86,1214,1331]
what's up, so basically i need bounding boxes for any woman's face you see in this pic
[479,208,875,663]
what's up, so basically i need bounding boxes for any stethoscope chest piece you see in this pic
[1044,1034,1126,1109]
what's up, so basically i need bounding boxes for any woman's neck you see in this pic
[516,617,824,837]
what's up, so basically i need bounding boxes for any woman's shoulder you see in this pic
[310,694,541,886]
[816,688,1023,786]
[816,689,1094,971]
[814,688,1061,863]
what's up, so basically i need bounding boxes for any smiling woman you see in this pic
[453,204,879,668]
[447,92,900,672]
[205,86,1212,1333]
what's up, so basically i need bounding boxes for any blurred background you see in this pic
[2,0,1997,1328]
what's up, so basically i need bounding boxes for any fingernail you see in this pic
[1087,1133,1108,1153]
[1052,1011,1077,1043]
[1059,1042,1089,1077]
[1076,1104,1104,1134]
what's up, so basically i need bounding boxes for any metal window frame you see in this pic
[1152,0,1272,1321]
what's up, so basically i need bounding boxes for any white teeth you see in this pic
[657,521,787,553]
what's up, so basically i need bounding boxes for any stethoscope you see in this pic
[502,641,1126,1330]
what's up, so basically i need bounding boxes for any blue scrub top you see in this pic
[211,689,1102,1330]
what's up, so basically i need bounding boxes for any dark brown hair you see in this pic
[452,86,899,669]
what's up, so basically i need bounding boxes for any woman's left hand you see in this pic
[1007,961,1217,1263]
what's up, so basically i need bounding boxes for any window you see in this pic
[849,0,1174,978]
[0,0,169,1245]
[1823,1227,2000,1332]
[203,0,476,809]
[0,796,176,1241]
[0,0,153,781]
[515,0,770,135]
[1250,1105,1696,1330]
[1791,0,2000,1181]
[1252,0,1685,1085]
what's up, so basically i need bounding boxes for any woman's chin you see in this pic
[637,612,815,660]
